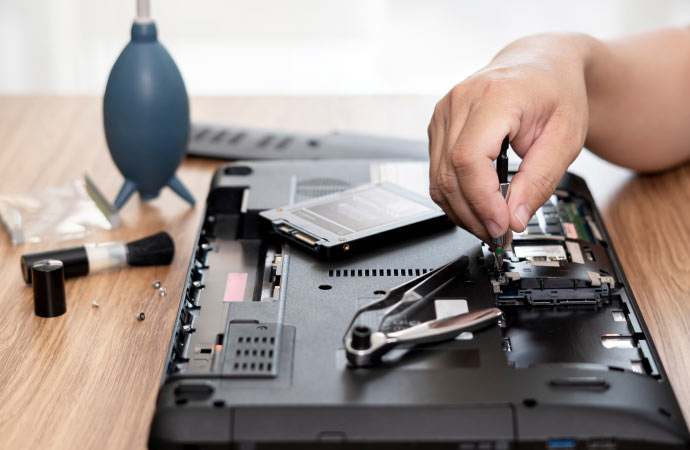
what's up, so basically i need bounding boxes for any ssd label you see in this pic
[293,187,429,236]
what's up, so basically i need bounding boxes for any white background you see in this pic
[2,0,690,96]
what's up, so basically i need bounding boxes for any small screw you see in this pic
[158,287,167,297]
[192,281,202,288]
[136,312,146,321]
[153,280,161,289]
[92,300,100,308]
[201,243,210,250]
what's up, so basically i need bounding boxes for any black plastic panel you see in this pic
[150,160,689,449]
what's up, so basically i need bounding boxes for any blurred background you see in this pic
[2,0,690,96]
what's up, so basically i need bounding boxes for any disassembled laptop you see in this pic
[149,138,687,447]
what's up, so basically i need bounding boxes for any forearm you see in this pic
[583,28,690,171]
[427,29,690,243]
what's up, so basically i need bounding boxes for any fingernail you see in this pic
[515,203,531,231]
[484,219,503,238]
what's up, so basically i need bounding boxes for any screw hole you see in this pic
[213,400,225,408]
[373,290,386,295]
[318,284,332,290]
[523,398,537,408]
[658,407,672,418]
[175,398,188,406]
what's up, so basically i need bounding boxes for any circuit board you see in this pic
[492,191,613,306]
[490,190,657,375]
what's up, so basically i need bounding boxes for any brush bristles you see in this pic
[126,231,175,266]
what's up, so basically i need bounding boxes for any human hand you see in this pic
[428,34,590,243]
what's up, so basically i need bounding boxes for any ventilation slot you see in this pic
[257,135,274,148]
[328,268,433,278]
[225,323,279,378]
[275,137,294,150]
[228,132,246,145]
[190,125,249,147]
[295,177,350,201]
[211,130,227,143]
[192,127,210,141]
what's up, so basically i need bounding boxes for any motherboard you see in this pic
[491,190,657,375]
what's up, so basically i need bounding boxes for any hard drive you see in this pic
[259,182,451,258]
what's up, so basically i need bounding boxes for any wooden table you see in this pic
[0,96,688,449]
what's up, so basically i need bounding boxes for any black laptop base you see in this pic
[149,160,689,449]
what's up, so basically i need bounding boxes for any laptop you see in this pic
[149,159,689,449]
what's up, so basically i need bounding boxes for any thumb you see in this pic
[507,122,581,232]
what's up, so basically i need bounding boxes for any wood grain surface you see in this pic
[0,96,687,449]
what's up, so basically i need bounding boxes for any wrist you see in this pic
[491,32,598,74]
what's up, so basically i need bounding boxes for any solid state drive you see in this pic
[259,182,451,258]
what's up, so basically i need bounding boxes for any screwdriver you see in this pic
[492,136,511,271]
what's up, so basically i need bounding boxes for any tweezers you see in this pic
[343,255,502,367]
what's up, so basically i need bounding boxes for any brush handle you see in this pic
[21,231,174,284]
[21,241,127,284]
[22,247,88,284]
[85,241,128,272]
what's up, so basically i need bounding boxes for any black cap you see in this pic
[351,326,372,350]
[32,259,67,318]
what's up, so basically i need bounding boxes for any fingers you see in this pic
[507,115,583,231]
[445,103,521,239]
[436,164,493,242]
[428,97,448,198]
[428,91,474,234]
[427,45,589,245]
[428,91,471,189]
[429,85,524,242]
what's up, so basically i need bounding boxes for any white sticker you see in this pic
[434,299,473,340]
[530,260,561,267]
[563,222,578,239]
[514,244,566,261]
[566,241,584,264]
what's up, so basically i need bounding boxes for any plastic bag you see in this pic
[0,175,120,245]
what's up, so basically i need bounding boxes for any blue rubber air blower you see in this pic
[103,0,195,209]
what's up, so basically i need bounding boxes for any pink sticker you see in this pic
[224,273,248,302]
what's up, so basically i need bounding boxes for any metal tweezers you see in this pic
[343,255,503,367]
